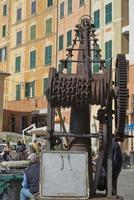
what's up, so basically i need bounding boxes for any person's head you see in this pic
[4,144,9,151]
[33,140,37,143]
[37,142,41,147]
[17,140,21,145]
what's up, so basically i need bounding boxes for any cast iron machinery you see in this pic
[45,15,128,198]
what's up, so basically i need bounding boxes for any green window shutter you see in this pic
[16,31,22,45]
[31,0,36,14]
[67,30,72,47]
[105,3,112,24]
[47,0,53,7]
[30,25,36,40]
[16,84,21,100]
[25,81,35,97]
[94,9,100,29]
[68,0,72,15]
[105,40,112,69]
[25,83,30,97]
[46,18,52,35]
[30,50,36,68]
[43,78,48,94]
[59,35,63,50]
[79,0,84,7]
[3,4,7,16]
[60,2,64,19]
[15,56,21,73]
[67,62,72,74]
[2,25,6,37]
[17,7,22,21]
[45,45,52,65]
[31,81,35,97]
[93,63,99,73]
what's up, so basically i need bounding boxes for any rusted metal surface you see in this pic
[45,15,128,199]
[114,55,128,142]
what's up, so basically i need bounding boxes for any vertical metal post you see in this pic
[107,96,113,197]
[88,138,94,198]
[47,103,55,150]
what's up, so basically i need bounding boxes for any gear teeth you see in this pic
[115,54,128,141]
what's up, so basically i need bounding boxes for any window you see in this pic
[30,50,36,69]
[68,0,72,15]
[45,45,52,66]
[105,40,112,68]
[25,81,35,97]
[2,25,6,37]
[79,0,84,7]
[67,62,72,74]
[15,56,21,73]
[16,84,21,100]
[0,46,7,62]
[46,18,52,35]
[30,25,36,40]
[59,35,64,51]
[43,78,48,94]
[11,114,15,132]
[3,4,7,16]
[17,7,22,21]
[16,31,22,45]
[47,0,53,7]
[31,0,36,14]
[105,3,112,24]
[67,30,72,47]
[60,2,64,19]
[94,9,100,29]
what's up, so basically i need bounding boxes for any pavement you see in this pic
[118,168,134,200]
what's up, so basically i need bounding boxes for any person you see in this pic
[112,138,122,194]
[20,153,40,200]
[16,141,23,160]
[32,140,38,153]
[36,142,42,153]
[21,140,26,152]
[1,143,12,161]
[21,140,26,159]
[93,138,122,194]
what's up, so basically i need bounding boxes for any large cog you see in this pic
[114,54,128,141]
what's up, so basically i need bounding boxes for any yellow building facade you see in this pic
[4,0,58,133]
[91,0,129,152]
[2,0,91,133]
[0,0,10,131]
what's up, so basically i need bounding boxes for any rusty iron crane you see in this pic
[45,16,128,198]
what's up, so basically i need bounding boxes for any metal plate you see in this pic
[40,151,89,199]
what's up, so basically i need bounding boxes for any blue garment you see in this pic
[20,174,34,200]
[24,162,40,194]
[22,174,29,188]
[20,188,34,200]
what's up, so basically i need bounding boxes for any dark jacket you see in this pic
[25,162,40,194]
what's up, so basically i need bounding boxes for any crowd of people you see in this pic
[0,139,42,200]
[0,139,42,161]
